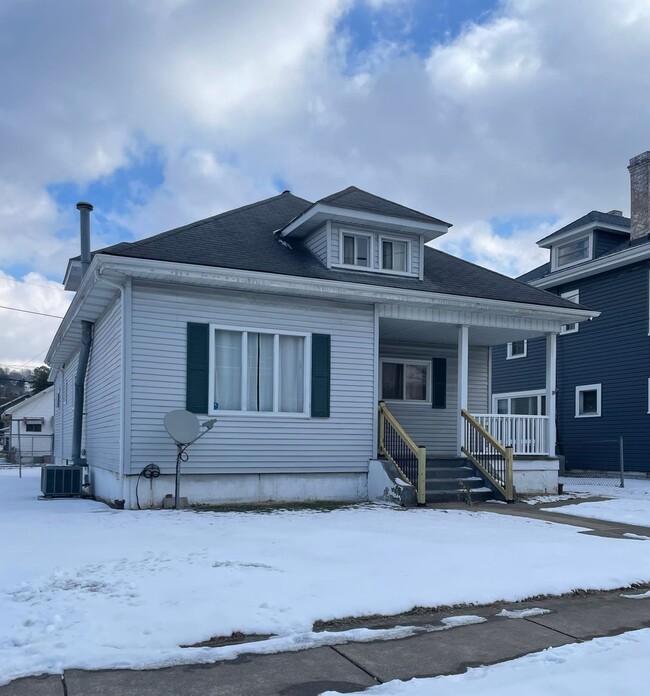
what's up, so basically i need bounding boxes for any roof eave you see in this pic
[279,203,451,241]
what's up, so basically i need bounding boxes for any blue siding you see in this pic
[594,230,627,258]
[492,261,650,472]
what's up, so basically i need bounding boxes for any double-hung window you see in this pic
[210,327,308,414]
[381,238,408,272]
[381,359,430,402]
[560,289,580,334]
[341,232,371,267]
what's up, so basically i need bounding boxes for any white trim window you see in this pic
[506,340,527,360]
[575,383,601,418]
[553,235,592,270]
[560,289,580,334]
[380,236,410,273]
[493,390,546,415]
[380,358,431,403]
[340,230,372,268]
[209,326,310,416]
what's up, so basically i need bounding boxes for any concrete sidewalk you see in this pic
[3,588,650,696]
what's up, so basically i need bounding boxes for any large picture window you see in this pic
[380,359,431,403]
[210,327,308,414]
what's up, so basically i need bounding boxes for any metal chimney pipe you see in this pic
[76,202,93,279]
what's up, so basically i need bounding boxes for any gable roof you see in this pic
[90,189,582,311]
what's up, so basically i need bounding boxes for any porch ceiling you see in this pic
[379,318,547,347]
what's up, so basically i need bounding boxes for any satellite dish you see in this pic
[164,410,201,445]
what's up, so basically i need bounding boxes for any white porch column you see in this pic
[545,332,558,456]
[457,325,469,456]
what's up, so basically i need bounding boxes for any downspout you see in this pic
[71,202,94,467]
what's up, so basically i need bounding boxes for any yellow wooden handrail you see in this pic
[461,409,515,502]
[378,401,426,505]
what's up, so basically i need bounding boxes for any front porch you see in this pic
[375,308,560,503]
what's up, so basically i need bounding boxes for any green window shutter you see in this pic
[431,357,446,409]
[311,334,331,417]
[186,323,209,414]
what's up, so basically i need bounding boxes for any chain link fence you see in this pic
[559,436,628,491]
[5,434,53,467]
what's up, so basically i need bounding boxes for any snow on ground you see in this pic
[3,472,650,685]
[559,476,650,499]
[542,499,650,528]
[321,628,650,696]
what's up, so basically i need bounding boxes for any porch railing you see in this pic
[378,401,426,505]
[472,414,549,456]
[461,409,514,502]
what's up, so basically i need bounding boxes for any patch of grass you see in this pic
[191,500,377,514]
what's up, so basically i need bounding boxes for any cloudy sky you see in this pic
[1,0,650,369]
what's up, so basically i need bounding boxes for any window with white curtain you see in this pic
[211,327,307,414]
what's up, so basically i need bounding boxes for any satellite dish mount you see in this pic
[164,410,217,509]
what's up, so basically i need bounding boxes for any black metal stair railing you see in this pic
[378,401,426,504]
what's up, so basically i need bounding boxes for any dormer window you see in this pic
[554,236,591,270]
[342,231,371,267]
[381,238,409,273]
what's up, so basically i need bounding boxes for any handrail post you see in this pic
[378,401,385,456]
[505,446,514,502]
[417,446,426,506]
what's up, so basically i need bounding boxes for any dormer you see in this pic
[537,210,631,273]
[279,186,451,280]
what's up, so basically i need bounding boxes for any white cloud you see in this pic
[2,0,650,362]
[0,273,72,367]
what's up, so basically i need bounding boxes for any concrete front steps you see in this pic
[426,457,495,504]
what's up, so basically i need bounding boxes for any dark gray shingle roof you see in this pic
[96,190,583,311]
[537,210,630,245]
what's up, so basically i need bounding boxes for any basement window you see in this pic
[575,384,601,418]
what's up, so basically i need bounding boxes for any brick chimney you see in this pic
[628,151,650,240]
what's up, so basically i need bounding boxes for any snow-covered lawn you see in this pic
[321,628,650,695]
[3,470,650,685]
[539,477,650,526]
[542,498,650,527]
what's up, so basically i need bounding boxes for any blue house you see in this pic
[492,151,650,474]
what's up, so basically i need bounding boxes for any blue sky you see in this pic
[1,0,649,365]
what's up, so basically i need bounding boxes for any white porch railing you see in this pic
[473,414,549,456]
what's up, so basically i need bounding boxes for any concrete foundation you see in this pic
[368,459,417,506]
[91,470,369,510]
[513,457,560,495]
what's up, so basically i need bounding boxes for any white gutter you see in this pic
[96,255,597,322]
[530,242,650,289]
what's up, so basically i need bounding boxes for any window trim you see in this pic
[575,383,602,418]
[338,229,373,269]
[492,390,546,415]
[552,234,593,271]
[506,340,527,360]
[208,324,311,417]
[560,289,580,334]
[380,358,432,404]
[378,235,412,275]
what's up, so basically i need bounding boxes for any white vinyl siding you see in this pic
[85,297,122,472]
[304,225,328,266]
[379,343,488,456]
[59,351,79,462]
[329,224,421,278]
[128,282,375,475]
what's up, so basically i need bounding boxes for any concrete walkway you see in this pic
[4,499,650,696]
[3,588,650,696]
